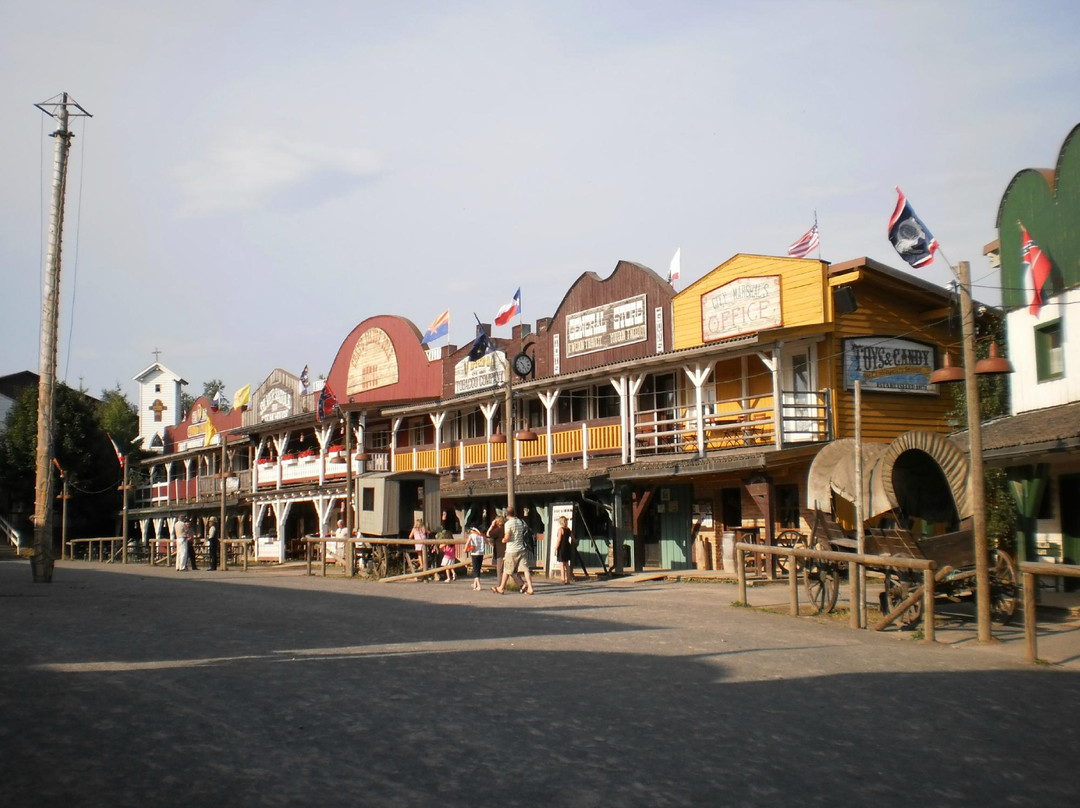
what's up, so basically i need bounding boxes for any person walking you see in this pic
[465,527,487,590]
[554,515,575,584]
[491,506,534,595]
[439,533,458,582]
[408,518,429,575]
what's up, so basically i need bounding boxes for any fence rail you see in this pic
[1020,561,1080,663]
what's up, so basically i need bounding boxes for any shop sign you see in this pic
[565,294,647,357]
[843,336,936,394]
[454,350,507,395]
[259,386,294,422]
[701,276,782,342]
[348,327,399,395]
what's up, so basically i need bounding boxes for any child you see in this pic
[439,532,458,582]
[465,528,487,590]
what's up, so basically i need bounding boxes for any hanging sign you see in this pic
[843,336,936,394]
[454,351,507,395]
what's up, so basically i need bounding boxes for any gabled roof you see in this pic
[133,362,188,385]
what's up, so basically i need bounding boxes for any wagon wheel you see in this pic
[362,545,388,579]
[989,548,1019,625]
[803,543,840,614]
[883,554,923,628]
[774,530,805,576]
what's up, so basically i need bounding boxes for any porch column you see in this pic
[683,363,713,460]
[429,411,446,473]
[391,418,403,472]
[539,390,560,473]
[481,402,499,479]
[627,374,645,464]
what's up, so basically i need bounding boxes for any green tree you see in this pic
[203,379,230,413]
[942,308,1016,550]
[0,384,124,540]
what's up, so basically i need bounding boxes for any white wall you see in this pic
[1007,287,1080,414]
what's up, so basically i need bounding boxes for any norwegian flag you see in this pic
[317,383,338,422]
[1020,222,1053,317]
[787,223,820,258]
[107,433,126,468]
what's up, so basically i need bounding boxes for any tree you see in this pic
[0,384,126,541]
[203,379,231,413]
[942,308,1016,550]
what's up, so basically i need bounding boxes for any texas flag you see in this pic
[494,288,521,327]
[1020,222,1053,317]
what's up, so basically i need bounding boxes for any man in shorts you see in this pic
[490,506,535,595]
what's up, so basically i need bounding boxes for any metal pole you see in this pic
[31,94,74,583]
[957,261,992,642]
[60,475,68,561]
[219,439,227,571]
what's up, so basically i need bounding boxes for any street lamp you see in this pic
[931,260,1014,643]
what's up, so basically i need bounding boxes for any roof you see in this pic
[133,362,188,385]
[951,401,1080,462]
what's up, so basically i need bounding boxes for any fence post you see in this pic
[737,546,747,605]
[923,568,936,643]
[788,550,799,616]
[1023,571,1038,663]
[849,560,860,629]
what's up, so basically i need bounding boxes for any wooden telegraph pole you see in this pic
[31,93,91,582]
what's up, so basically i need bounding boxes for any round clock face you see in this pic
[513,352,534,378]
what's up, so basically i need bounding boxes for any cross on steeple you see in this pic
[152,347,162,362]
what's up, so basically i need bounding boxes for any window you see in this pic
[409,420,429,446]
[556,388,590,423]
[367,430,390,450]
[362,487,375,512]
[721,488,742,529]
[597,384,620,418]
[1035,320,1064,381]
[463,409,486,439]
[154,383,161,392]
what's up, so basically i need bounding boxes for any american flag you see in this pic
[787,223,820,258]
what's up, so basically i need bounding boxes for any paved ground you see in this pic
[2,557,1078,807]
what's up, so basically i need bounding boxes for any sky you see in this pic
[2,0,1078,405]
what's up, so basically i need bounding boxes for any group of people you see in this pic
[407,507,577,594]
[173,515,220,572]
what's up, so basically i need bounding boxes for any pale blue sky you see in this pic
[2,0,1078,403]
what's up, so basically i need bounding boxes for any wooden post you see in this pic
[923,568,936,643]
[958,260,993,643]
[306,540,312,576]
[788,550,799,616]
[853,380,866,628]
[1023,571,1038,663]
[737,546,747,605]
[344,410,355,578]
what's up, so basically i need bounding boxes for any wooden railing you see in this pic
[1020,561,1080,663]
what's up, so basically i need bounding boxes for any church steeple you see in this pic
[133,353,187,453]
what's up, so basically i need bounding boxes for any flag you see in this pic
[494,288,521,327]
[467,329,494,362]
[1020,222,1053,316]
[212,389,228,411]
[300,364,310,393]
[107,433,125,468]
[317,383,338,422]
[667,248,681,285]
[888,188,938,268]
[788,223,820,258]
[233,383,251,411]
[203,419,217,448]
[422,309,450,345]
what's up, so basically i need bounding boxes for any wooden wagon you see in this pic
[800,510,1019,627]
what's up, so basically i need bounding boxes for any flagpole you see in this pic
[814,211,821,260]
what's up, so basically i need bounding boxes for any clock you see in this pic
[512,352,534,378]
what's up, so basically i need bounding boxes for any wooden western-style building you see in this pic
[126,253,971,574]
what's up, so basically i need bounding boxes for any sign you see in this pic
[701,276,782,342]
[843,336,936,394]
[565,294,647,357]
[453,351,507,395]
[258,386,294,422]
[347,327,399,395]
[547,502,575,576]
[553,333,561,375]
[654,306,664,353]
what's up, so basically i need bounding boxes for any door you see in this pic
[658,484,694,569]
[781,344,817,442]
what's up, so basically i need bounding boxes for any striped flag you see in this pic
[494,288,521,327]
[788,222,819,258]
[422,309,450,345]
[1020,222,1053,316]
[888,188,938,268]
[107,433,125,468]
[667,247,681,285]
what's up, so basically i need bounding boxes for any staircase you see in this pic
[1,513,26,556]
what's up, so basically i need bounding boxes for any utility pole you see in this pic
[31,93,90,583]
[504,357,516,511]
